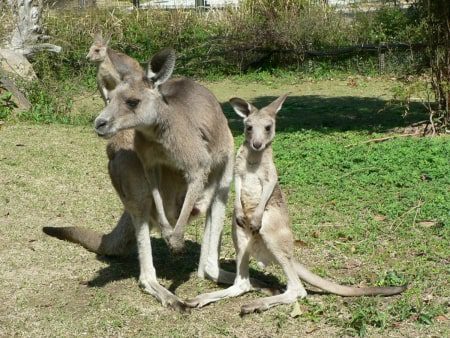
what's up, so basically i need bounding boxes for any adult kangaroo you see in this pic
[86,32,144,104]
[43,49,235,311]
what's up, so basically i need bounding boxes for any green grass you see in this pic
[0,78,448,337]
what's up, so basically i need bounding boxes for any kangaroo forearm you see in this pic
[146,170,171,228]
[234,175,244,211]
[173,175,205,234]
[255,178,277,215]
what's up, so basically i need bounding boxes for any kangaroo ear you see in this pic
[104,32,112,46]
[265,94,288,116]
[147,48,176,87]
[93,31,103,43]
[229,97,256,118]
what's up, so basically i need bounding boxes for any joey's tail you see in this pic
[294,261,406,296]
[42,212,136,257]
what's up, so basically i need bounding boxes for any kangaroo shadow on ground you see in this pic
[87,237,282,293]
[222,95,428,135]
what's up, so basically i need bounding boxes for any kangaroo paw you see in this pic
[167,299,190,313]
[167,234,185,254]
[240,300,268,315]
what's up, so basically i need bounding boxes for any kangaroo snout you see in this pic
[94,117,110,137]
[252,141,263,150]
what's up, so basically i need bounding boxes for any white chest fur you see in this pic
[235,145,274,214]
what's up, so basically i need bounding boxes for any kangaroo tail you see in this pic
[294,261,406,296]
[43,226,105,253]
[43,212,136,257]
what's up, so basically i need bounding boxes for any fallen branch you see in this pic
[338,167,380,179]
[345,133,418,148]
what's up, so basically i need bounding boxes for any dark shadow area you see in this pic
[88,238,199,293]
[221,95,428,135]
[87,238,283,293]
[219,259,284,290]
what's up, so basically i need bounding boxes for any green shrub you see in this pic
[0,91,17,120]
[354,5,424,44]
[9,2,428,124]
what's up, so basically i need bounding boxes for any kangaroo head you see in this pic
[94,48,176,138]
[86,32,111,63]
[230,94,288,151]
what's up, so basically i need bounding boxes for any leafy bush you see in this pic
[0,91,17,120]
[36,2,426,82]
[354,5,425,44]
[5,1,428,124]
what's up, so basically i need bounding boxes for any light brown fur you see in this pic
[186,95,406,314]
[86,33,144,104]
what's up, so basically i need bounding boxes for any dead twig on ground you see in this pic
[345,133,419,148]
[338,167,380,179]
[390,200,424,230]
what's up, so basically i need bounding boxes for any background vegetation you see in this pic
[0,1,448,337]
[0,0,431,124]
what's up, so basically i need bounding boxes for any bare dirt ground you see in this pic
[0,78,448,337]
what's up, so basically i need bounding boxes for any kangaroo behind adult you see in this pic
[44,48,238,311]
[86,32,144,104]
[186,95,407,314]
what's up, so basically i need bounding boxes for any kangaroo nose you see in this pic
[95,118,108,131]
[252,141,262,150]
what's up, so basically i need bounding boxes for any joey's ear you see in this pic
[103,32,112,46]
[93,31,103,43]
[147,48,176,87]
[229,97,256,118]
[265,94,288,116]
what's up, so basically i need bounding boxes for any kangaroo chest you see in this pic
[134,130,174,168]
[238,162,271,214]
[97,63,120,90]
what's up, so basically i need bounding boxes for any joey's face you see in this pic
[86,43,107,63]
[244,111,275,151]
[230,94,287,152]
[94,78,161,138]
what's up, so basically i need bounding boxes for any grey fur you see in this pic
[44,48,235,312]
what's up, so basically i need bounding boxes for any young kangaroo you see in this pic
[186,95,406,314]
[84,48,235,310]
[86,32,144,104]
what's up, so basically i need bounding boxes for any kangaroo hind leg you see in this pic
[132,213,188,312]
[240,255,306,314]
[198,157,234,283]
[240,214,307,314]
[186,224,252,308]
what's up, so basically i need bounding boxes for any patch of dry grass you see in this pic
[0,79,448,337]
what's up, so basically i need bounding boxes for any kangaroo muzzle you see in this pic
[94,116,113,138]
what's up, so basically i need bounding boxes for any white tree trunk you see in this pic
[6,0,61,57]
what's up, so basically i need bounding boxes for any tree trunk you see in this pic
[5,0,61,57]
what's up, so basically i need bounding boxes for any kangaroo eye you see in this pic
[126,99,140,109]
[246,125,253,132]
[265,125,271,132]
